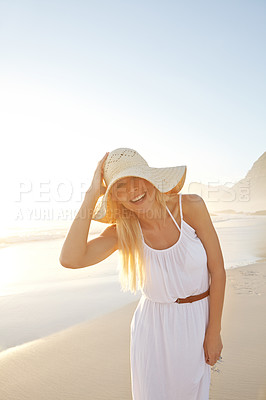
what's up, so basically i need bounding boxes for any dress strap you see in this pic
[165,196,182,233]
[179,193,183,220]
[138,194,183,237]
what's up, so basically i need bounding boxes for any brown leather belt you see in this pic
[175,288,210,304]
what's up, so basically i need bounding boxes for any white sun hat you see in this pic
[92,147,187,224]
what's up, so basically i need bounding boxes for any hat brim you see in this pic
[92,164,187,224]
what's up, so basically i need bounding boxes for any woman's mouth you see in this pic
[130,192,146,204]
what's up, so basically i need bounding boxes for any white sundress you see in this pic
[130,193,211,400]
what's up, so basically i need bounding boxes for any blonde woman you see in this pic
[60,148,226,400]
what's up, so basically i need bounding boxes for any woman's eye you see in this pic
[117,183,125,188]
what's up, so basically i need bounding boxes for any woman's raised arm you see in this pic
[59,152,118,269]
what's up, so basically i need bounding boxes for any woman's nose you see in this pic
[128,178,140,193]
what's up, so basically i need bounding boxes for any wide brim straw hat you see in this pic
[92,148,187,224]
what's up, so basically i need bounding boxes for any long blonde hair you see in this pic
[107,187,172,294]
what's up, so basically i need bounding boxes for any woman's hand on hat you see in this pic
[88,152,109,199]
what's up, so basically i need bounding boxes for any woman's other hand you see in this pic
[88,152,109,200]
[203,327,223,366]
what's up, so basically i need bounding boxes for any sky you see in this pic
[0,0,265,228]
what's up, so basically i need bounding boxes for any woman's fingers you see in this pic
[203,340,209,363]
[89,152,110,198]
[203,349,208,363]
[203,332,223,366]
[206,353,222,366]
[102,152,109,162]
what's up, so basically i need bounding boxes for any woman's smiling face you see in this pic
[110,176,156,212]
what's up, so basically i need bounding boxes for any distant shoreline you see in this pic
[212,209,266,216]
[1,211,265,248]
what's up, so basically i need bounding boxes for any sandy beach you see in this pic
[1,0,265,396]
[0,261,265,399]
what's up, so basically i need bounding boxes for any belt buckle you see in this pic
[176,298,180,304]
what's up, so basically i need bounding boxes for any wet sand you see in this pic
[0,261,265,399]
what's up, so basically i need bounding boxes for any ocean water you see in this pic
[0,214,265,352]
[1,214,265,297]
[211,214,266,269]
[0,218,105,249]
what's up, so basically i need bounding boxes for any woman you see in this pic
[60,148,226,400]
